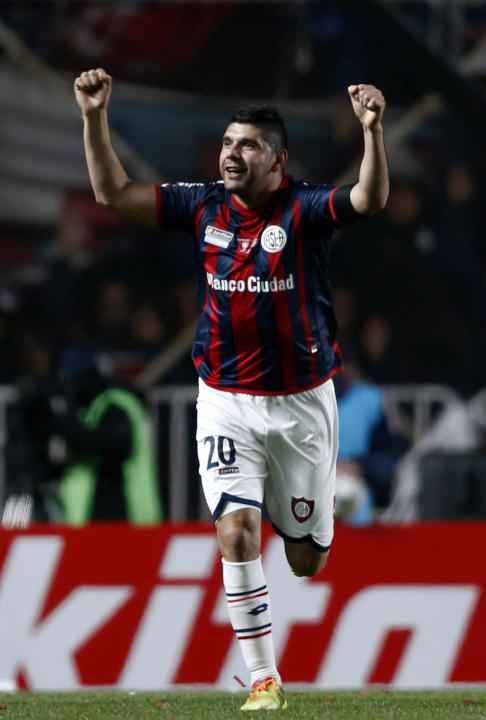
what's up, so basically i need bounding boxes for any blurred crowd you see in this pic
[0,1,484,394]
[0,192,199,388]
[333,145,486,396]
[1,117,484,397]
[1,110,483,525]
[1,0,486,524]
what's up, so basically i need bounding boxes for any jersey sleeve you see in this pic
[304,183,362,229]
[155,182,207,234]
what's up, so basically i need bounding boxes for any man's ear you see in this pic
[273,149,288,172]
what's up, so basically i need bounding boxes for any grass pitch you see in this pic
[0,689,486,719]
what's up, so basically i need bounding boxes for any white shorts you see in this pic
[196,378,339,551]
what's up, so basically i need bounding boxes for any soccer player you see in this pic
[74,68,388,710]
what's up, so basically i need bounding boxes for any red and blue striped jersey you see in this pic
[156,174,353,395]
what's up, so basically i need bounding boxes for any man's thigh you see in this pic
[264,380,339,551]
[196,379,268,521]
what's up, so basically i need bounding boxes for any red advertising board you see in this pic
[0,522,485,690]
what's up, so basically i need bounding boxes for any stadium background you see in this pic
[0,0,485,523]
[1,0,486,522]
[0,0,486,693]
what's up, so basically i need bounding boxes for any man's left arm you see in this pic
[348,84,389,215]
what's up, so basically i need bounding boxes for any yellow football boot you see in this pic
[240,677,288,711]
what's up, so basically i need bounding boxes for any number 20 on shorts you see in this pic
[204,436,236,470]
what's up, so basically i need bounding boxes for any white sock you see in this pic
[222,556,280,687]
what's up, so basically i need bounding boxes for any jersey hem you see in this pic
[199,365,344,397]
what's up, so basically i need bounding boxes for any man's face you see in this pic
[219,123,282,206]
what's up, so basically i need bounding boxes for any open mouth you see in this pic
[225,166,246,178]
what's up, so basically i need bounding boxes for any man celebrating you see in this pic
[75,69,388,710]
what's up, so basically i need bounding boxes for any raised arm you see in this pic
[347,84,389,215]
[74,68,158,226]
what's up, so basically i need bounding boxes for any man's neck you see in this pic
[232,189,275,211]
[232,175,286,210]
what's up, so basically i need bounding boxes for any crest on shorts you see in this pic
[291,496,315,523]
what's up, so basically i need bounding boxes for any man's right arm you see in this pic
[74,68,158,226]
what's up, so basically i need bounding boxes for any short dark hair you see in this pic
[229,105,288,152]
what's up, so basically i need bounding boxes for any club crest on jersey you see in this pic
[261,225,287,253]
[291,496,315,523]
[204,225,234,248]
[237,237,258,254]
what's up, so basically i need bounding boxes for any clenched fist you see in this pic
[74,68,112,115]
[348,84,385,130]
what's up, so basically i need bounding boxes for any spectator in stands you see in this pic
[88,278,134,349]
[331,286,361,355]
[39,190,119,351]
[435,160,486,389]
[131,299,166,353]
[5,335,58,521]
[0,311,19,383]
[357,313,396,385]
[333,173,478,390]
[54,350,163,525]
[334,353,408,524]
[6,343,163,525]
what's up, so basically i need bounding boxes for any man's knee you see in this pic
[291,553,328,577]
[216,507,261,562]
[284,541,329,577]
